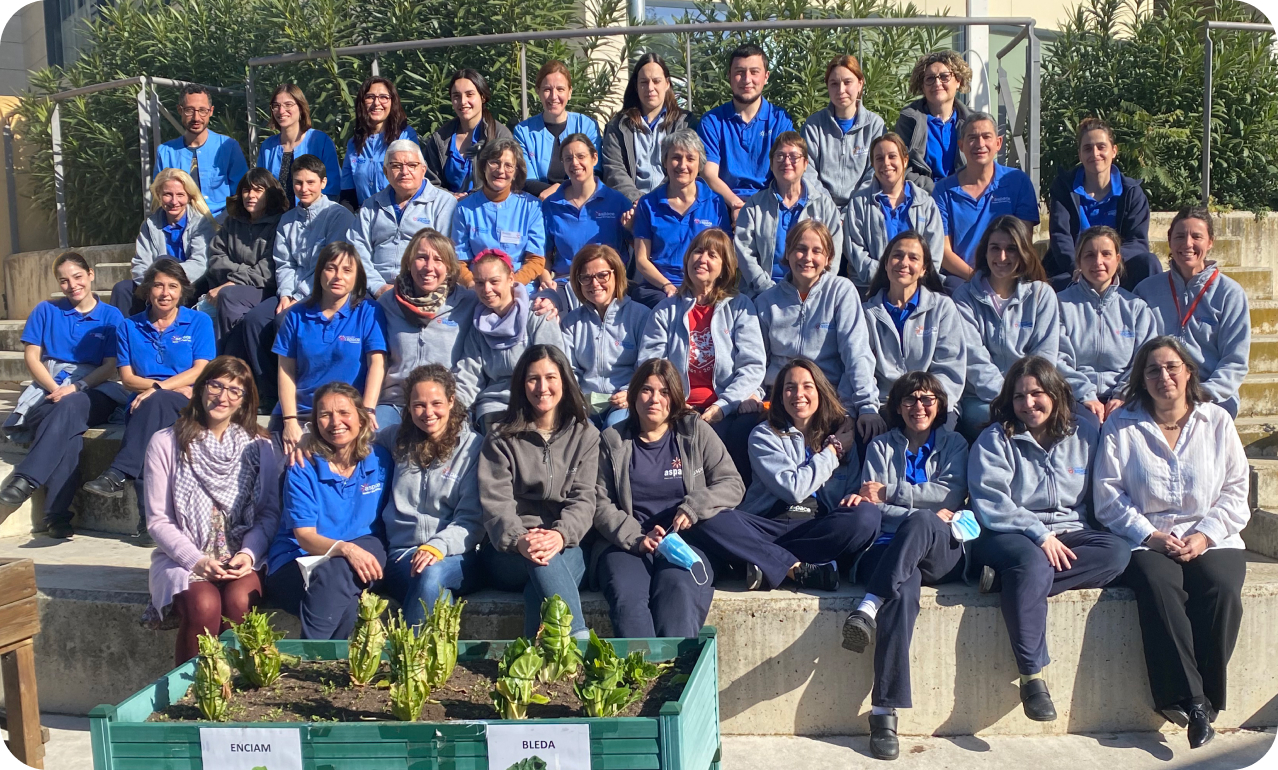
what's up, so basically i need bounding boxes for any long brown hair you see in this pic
[307,382,374,463]
[766,358,847,452]
[394,364,466,469]
[497,345,588,437]
[991,356,1076,446]
[973,215,1048,284]
[173,356,266,460]
[621,53,683,132]
[623,358,695,434]
[353,76,409,155]
[1121,336,1212,416]
[865,230,945,299]
[269,83,312,132]
[307,241,368,307]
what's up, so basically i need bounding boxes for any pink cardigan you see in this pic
[145,428,282,615]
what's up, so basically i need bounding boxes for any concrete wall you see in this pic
[2,243,130,320]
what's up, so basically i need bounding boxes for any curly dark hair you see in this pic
[394,364,467,469]
[991,356,1076,446]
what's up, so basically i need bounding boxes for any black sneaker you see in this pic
[791,561,839,591]
[745,564,765,590]
[46,521,73,540]
[133,523,154,547]
[0,476,35,507]
[868,713,899,760]
[84,469,128,497]
[842,610,876,653]
[979,565,1001,594]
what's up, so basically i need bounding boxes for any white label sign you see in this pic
[486,723,591,770]
[199,727,303,770]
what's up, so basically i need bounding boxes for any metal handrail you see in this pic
[1202,20,1275,205]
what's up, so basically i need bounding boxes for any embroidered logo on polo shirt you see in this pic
[992,195,1012,206]
[693,219,715,228]
[169,335,192,343]
[338,335,362,344]
[596,212,618,219]
[360,482,383,495]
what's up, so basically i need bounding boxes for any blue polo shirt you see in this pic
[271,298,388,415]
[836,115,857,134]
[903,429,936,485]
[632,180,730,284]
[1073,166,1123,231]
[162,214,188,263]
[114,306,216,380]
[342,125,419,204]
[925,113,959,180]
[876,183,915,242]
[22,298,124,366]
[444,125,481,193]
[883,289,920,338]
[450,191,546,271]
[772,184,811,281]
[543,182,633,274]
[266,444,394,575]
[932,163,1040,266]
[697,98,795,199]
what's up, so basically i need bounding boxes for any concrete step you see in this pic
[1238,417,1278,452]
[0,351,30,382]
[92,262,131,289]
[1222,266,1274,300]
[1252,461,1278,510]
[1252,301,1278,335]
[1240,373,1278,418]
[1251,334,1278,373]
[1150,236,1244,267]
[0,320,22,353]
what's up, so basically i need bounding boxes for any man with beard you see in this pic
[155,85,248,219]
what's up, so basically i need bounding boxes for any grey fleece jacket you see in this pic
[593,414,744,552]
[454,309,565,419]
[952,277,1061,402]
[754,272,879,415]
[378,423,484,555]
[638,293,766,415]
[733,182,844,297]
[349,183,459,293]
[377,286,478,407]
[478,418,600,552]
[1057,281,1156,403]
[800,103,886,207]
[862,287,967,412]
[134,208,216,283]
[741,421,860,516]
[844,180,945,290]
[968,412,1101,545]
[862,426,969,533]
[272,195,357,300]
[600,110,695,203]
[204,212,280,290]
[891,98,970,193]
[561,297,651,398]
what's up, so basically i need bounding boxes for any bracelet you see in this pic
[364,407,376,415]
[282,415,298,421]
[823,435,843,457]
[73,380,86,392]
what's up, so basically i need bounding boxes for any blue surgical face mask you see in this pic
[949,509,981,543]
[656,532,710,585]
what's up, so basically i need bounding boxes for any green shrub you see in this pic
[1040,0,1278,212]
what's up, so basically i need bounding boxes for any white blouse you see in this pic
[1094,401,1250,549]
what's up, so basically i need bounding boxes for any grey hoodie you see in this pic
[377,286,478,407]
[561,297,651,398]
[968,412,1100,545]
[952,277,1061,401]
[891,98,970,193]
[754,272,879,415]
[862,286,967,412]
[454,308,564,419]
[204,212,280,290]
[844,179,945,290]
[378,423,484,555]
[862,426,969,533]
[1057,281,1156,403]
[741,420,860,516]
[349,183,459,293]
[134,208,216,283]
[272,194,357,300]
[478,418,600,551]
[734,182,844,297]
[638,293,766,415]
[800,104,886,208]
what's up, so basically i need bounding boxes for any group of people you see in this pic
[0,44,1255,757]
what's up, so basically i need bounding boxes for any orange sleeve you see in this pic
[456,262,474,288]
[512,254,546,287]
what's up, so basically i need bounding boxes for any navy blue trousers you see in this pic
[109,279,146,318]
[263,535,388,640]
[13,389,118,525]
[213,285,268,344]
[224,297,285,402]
[711,411,761,489]
[108,389,189,479]
[688,504,881,589]
[972,528,1130,675]
[597,543,715,638]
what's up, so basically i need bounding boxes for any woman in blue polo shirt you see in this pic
[264,381,394,640]
[0,253,128,539]
[539,133,632,310]
[256,83,341,205]
[632,128,730,308]
[451,138,547,287]
[513,60,601,200]
[273,241,388,456]
[84,258,216,541]
[340,77,418,207]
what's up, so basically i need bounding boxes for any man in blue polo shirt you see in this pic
[697,43,795,221]
[154,85,248,219]
[931,112,1039,286]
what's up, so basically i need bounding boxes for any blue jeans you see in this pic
[958,397,992,444]
[383,548,476,628]
[590,405,629,430]
[376,404,403,432]
[482,545,587,638]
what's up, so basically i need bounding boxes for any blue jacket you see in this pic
[862,286,967,413]
[862,427,969,533]
[741,422,860,516]
[342,126,419,204]
[154,131,247,217]
[952,277,1061,401]
[512,112,601,184]
[349,183,459,293]
[1057,281,1156,403]
[1045,166,1152,279]
[272,195,357,300]
[256,128,342,199]
[561,297,650,398]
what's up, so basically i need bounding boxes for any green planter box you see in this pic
[89,627,720,770]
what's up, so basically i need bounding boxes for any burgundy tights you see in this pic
[171,572,264,665]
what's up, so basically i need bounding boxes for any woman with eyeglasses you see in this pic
[560,245,649,429]
[800,54,886,208]
[601,53,695,204]
[513,60,601,201]
[142,356,280,665]
[1135,206,1250,418]
[450,138,547,287]
[1094,336,1249,749]
[424,69,514,200]
[734,132,843,298]
[340,77,418,207]
[892,51,972,192]
[255,84,340,206]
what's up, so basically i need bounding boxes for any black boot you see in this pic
[868,713,899,760]
[1019,678,1057,722]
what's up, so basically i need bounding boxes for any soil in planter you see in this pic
[150,649,698,723]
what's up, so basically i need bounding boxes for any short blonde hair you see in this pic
[399,228,460,287]
[150,168,213,222]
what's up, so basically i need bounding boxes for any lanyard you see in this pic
[1169,268,1219,329]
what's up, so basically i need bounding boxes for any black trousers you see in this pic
[13,389,118,524]
[597,542,715,638]
[108,390,189,479]
[858,510,966,708]
[263,535,388,640]
[711,410,761,489]
[109,279,146,318]
[213,285,268,344]
[1123,547,1246,711]
[972,528,1131,675]
[224,297,285,402]
[688,504,881,589]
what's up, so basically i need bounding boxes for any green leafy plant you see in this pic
[386,611,432,720]
[535,594,582,683]
[422,591,464,689]
[506,758,548,770]
[226,609,288,689]
[348,590,389,686]
[194,632,233,722]
[622,650,665,691]
[573,630,638,718]
[491,638,550,719]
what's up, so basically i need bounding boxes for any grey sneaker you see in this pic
[745,564,765,590]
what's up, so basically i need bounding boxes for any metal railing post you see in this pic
[149,80,161,167]
[371,56,380,76]
[1202,27,1213,205]
[246,69,258,166]
[519,43,529,120]
[684,35,693,107]
[1027,22,1040,191]
[138,76,153,217]
[51,102,67,248]
[3,116,19,255]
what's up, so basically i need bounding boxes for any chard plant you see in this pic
[491,638,549,719]
[535,594,582,683]
[226,609,288,688]
[387,612,432,721]
[194,632,233,722]
[423,592,464,689]
[348,591,389,686]
[622,650,665,690]
[574,630,638,718]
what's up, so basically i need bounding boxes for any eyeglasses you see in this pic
[206,380,245,402]
[486,160,517,172]
[924,72,955,86]
[775,152,805,166]
[270,100,298,111]
[387,162,422,173]
[179,107,212,118]
[577,270,614,286]
[902,395,938,408]
[1144,362,1185,380]
[363,93,392,104]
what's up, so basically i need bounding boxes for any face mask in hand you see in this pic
[949,509,981,543]
[656,532,710,585]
